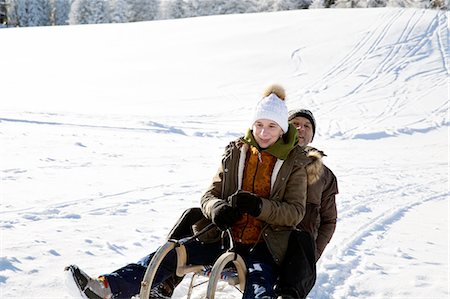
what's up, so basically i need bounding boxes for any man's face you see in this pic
[290,116,313,147]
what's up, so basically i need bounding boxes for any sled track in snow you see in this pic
[312,193,448,298]
[290,8,404,98]
[311,9,445,99]
[345,9,429,96]
[290,9,448,139]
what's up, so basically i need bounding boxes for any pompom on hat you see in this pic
[250,84,289,133]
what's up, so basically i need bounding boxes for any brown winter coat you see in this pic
[201,138,312,265]
[299,146,339,261]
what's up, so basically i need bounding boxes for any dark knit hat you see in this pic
[288,109,316,140]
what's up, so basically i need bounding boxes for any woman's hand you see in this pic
[229,190,262,217]
[210,202,241,231]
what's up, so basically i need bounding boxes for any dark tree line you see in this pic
[0,0,446,27]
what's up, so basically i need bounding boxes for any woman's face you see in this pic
[252,119,284,148]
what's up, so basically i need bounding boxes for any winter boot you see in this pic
[149,287,171,299]
[153,275,184,298]
[65,265,113,299]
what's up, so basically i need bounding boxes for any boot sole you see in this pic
[64,265,103,299]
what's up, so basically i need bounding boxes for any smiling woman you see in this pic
[64,84,314,299]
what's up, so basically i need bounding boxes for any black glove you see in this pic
[229,190,262,217]
[210,202,240,231]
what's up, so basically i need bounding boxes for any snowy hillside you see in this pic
[0,7,448,299]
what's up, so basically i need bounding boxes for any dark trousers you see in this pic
[104,241,223,298]
[104,240,278,298]
[276,230,317,299]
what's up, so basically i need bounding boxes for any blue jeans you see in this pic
[104,241,278,298]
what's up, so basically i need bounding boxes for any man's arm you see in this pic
[316,166,338,260]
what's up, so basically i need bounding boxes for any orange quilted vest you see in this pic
[232,146,277,244]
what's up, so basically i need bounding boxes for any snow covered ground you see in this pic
[0,7,448,299]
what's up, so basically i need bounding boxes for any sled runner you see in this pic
[139,208,247,299]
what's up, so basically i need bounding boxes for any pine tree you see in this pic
[109,0,128,23]
[0,0,7,25]
[210,0,255,14]
[367,0,387,6]
[53,0,70,25]
[185,0,208,17]
[69,0,87,24]
[9,0,28,26]
[126,0,159,22]
[89,0,109,23]
[166,0,186,19]
[274,0,312,9]
[28,0,51,26]
[69,0,109,24]
[255,0,277,12]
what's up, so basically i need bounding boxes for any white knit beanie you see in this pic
[250,84,289,133]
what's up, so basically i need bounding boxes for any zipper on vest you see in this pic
[221,147,232,199]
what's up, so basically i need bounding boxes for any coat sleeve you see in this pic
[201,141,236,219]
[257,156,308,227]
[315,167,338,260]
[200,164,226,220]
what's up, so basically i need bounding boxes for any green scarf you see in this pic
[242,124,298,160]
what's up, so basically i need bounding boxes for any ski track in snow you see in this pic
[290,8,448,140]
[0,8,448,299]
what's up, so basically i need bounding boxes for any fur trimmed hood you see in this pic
[304,146,325,186]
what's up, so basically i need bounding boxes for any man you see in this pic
[276,109,339,299]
